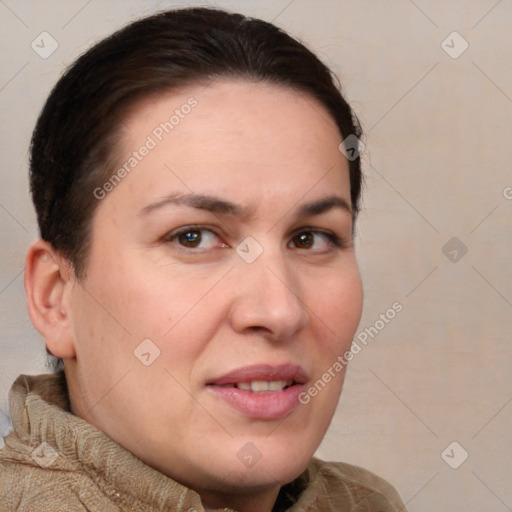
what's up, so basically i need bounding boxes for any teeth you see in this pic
[267,380,286,391]
[251,381,272,392]
[234,380,293,393]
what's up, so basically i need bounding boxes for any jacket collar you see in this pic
[8,372,315,512]
[8,372,234,511]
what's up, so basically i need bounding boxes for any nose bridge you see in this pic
[230,242,309,339]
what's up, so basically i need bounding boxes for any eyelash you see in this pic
[163,225,349,252]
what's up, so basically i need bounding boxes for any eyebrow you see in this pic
[139,193,250,217]
[297,195,352,217]
[138,193,352,219]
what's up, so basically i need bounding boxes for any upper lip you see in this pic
[207,364,308,386]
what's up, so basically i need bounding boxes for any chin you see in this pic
[209,458,307,493]
[209,408,333,489]
[213,437,314,489]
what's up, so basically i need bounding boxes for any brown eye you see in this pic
[289,230,340,251]
[167,227,228,251]
[292,232,314,249]
[178,230,202,247]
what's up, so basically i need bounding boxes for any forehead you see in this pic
[102,79,350,213]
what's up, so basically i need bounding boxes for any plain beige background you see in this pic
[1,1,511,510]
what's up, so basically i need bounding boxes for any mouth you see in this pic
[217,379,296,393]
[206,364,307,420]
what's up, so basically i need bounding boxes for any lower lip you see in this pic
[207,384,305,420]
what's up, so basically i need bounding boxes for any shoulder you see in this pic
[0,373,114,512]
[294,457,408,511]
[0,445,119,512]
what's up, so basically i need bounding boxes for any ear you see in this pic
[24,239,77,359]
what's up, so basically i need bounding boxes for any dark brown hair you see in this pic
[30,6,363,279]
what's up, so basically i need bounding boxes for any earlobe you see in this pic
[24,239,77,359]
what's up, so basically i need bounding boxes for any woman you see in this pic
[0,7,407,512]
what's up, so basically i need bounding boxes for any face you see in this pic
[65,79,363,505]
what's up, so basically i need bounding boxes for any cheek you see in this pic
[309,266,363,348]
[80,250,189,340]
[74,249,233,379]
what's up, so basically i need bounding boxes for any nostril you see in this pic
[248,325,271,334]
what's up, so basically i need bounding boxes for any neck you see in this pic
[201,485,281,512]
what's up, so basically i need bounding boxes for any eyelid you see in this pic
[165,224,220,238]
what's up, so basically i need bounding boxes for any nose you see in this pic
[229,248,309,341]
